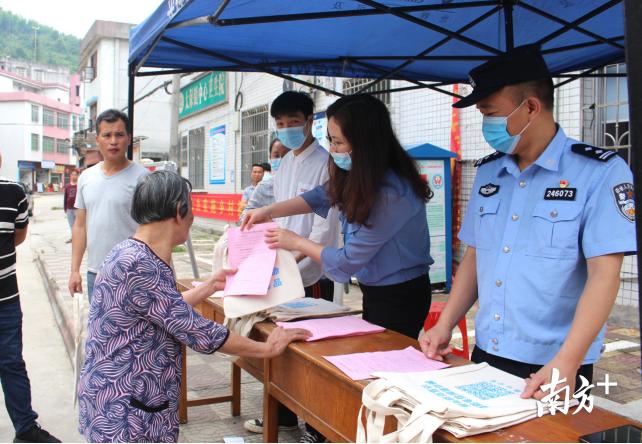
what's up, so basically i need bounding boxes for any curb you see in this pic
[34,251,75,366]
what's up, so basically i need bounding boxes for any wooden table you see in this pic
[177,286,242,423]
[177,280,640,442]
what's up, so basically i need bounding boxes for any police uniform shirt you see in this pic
[459,127,636,366]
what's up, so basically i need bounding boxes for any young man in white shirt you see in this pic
[244,91,339,443]
[271,91,340,301]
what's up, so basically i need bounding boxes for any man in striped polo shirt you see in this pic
[0,153,60,442]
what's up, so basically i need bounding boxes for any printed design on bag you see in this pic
[455,380,521,401]
[422,380,488,409]
[270,266,283,289]
[281,300,316,309]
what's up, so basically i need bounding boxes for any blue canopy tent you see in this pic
[129,0,641,362]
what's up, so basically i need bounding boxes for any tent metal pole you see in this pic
[542,38,625,55]
[127,62,135,160]
[536,0,621,47]
[503,0,514,51]
[356,0,502,56]
[623,0,642,371]
[553,57,623,89]
[518,2,624,49]
[136,68,205,77]
[555,73,626,78]
[355,5,501,94]
[350,59,461,98]
[160,36,345,97]
[185,1,499,27]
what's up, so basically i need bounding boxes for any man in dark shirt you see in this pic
[0,153,60,443]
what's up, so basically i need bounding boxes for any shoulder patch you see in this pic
[613,182,635,222]
[474,152,505,167]
[571,143,617,162]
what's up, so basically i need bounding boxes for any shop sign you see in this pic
[179,72,227,119]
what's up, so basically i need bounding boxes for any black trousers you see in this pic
[303,277,334,301]
[471,346,594,390]
[359,274,432,339]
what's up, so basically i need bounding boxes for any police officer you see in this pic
[420,45,636,400]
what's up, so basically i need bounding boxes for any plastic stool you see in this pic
[423,301,470,359]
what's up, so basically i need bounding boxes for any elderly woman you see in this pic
[77,171,309,443]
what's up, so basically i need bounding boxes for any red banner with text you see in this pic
[191,193,243,221]
[451,84,463,274]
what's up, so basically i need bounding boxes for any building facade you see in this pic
[0,68,82,191]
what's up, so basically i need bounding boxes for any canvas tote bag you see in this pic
[357,363,543,442]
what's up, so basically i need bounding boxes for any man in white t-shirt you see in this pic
[68,109,149,302]
[244,92,339,443]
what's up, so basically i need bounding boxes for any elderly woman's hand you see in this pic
[183,268,237,306]
[262,326,312,357]
[205,268,237,293]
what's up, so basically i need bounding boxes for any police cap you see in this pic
[453,44,551,109]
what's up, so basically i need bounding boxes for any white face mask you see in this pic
[276,125,306,150]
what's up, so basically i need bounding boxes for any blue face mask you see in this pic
[269,158,281,172]
[482,101,532,154]
[331,151,352,171]
[276,125,306,150]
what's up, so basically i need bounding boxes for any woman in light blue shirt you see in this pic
[242,94,434,338]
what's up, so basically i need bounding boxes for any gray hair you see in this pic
[131,171,192,224]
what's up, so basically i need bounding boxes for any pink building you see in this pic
[0,68,83,191]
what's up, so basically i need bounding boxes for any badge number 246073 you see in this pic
[544,188,576,201]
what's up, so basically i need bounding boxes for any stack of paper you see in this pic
[224,223,277,296]
[276,316,385,342]
[324,346,450,381]
[265,297,355,321]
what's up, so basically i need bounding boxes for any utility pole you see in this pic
[169,74,181,169]
[32,26,39,63]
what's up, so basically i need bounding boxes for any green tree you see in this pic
[0,8,80,71]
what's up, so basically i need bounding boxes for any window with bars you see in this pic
[240,105,269,190]
[31,104,39,123]
[43,108,55,126]
[188,127,205,189]
[57,113,69,129]
[43,136,55,153]
[90,51,98,80]
[342,78,391,104]
[72,115,78,131]
[56,139,68,154]
[595,64,629,163]
[31,134,39,151]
